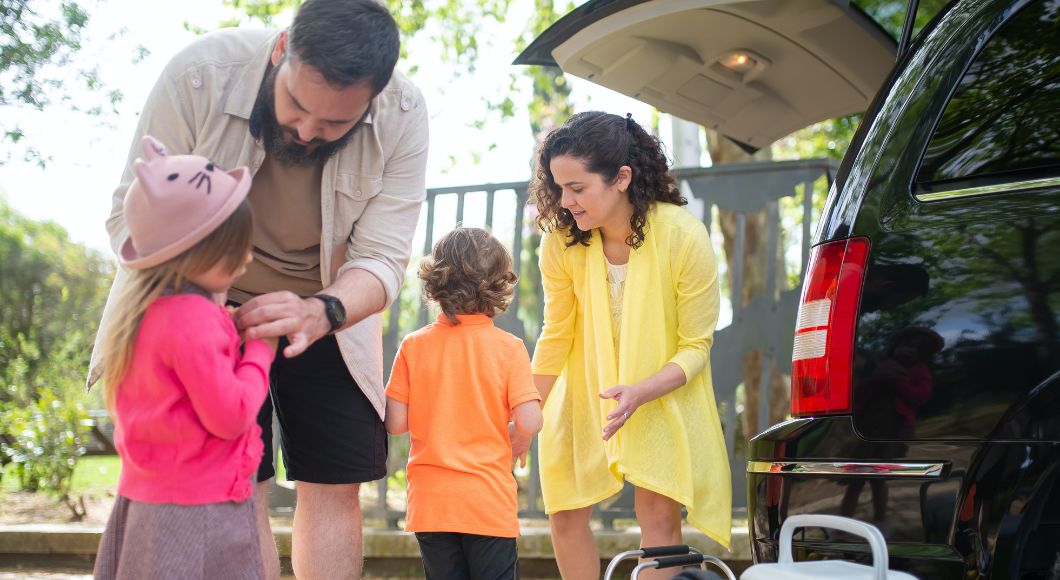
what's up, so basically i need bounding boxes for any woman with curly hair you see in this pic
[530,111,731,578]
[384,227,543,579]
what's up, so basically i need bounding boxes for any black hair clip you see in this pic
[625,112,634,131]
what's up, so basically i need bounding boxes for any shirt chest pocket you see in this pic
[333,172,383,241]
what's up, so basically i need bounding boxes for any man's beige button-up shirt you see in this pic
[88,28,429,419]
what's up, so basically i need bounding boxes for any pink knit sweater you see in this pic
[114,294,274,504]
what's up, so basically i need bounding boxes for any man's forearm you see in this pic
[319,267,387,331]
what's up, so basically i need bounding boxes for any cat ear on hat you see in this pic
[141,135,168,160]
[133,135,169,194]
[132,158,150,188]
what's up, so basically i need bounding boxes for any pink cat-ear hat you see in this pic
[120,136,252,270]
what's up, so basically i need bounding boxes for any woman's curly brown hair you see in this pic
[531,111,686,248]
[419,227,518,324]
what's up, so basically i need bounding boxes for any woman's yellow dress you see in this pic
[531,202,732,549]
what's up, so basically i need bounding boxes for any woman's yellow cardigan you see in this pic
[531,202,731,549]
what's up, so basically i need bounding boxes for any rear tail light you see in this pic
[791,237,870,416]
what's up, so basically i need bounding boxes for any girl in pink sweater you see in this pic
[93,136,276,580]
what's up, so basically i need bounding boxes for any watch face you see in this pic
[314,294,346,331]
[329,299,347,325]
[321,295,346,330]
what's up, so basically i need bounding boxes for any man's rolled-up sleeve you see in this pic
[336,98,429,308]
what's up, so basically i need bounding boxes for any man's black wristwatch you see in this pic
[310,294,347,334]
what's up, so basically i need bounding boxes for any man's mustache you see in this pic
[281,126,327,148]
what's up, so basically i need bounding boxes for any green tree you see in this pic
[0,1,145,167]
[516,0,574,343]
[855,0,951,42]
[0,197,112,508]
[206,0,510,58]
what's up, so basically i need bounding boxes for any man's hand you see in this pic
[233,291,331,358]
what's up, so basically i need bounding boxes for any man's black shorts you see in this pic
[255,334,387,484]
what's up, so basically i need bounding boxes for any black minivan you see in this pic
[746,0,1059,578]
[518,0,1059,577]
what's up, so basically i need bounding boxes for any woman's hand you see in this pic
[599,364,690,441]
[600,384,646,441]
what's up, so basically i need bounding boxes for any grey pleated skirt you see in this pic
[94,495,263,580]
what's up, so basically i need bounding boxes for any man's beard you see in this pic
[252,66,358,166]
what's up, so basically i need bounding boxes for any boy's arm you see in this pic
[384,342,411,435]
[510,400,543,468]
[385,397,409,435]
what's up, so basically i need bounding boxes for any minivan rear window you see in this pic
[916,1,1060,185]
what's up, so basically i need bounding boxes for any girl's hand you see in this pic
[227,306,252,345]
[600,384,644,441]
[264,335,280,351]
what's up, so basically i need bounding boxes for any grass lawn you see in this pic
[3,450,290,494]
[2,455,121,493]
[71,455,121,491]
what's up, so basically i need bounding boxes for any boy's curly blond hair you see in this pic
[419,227,518,324]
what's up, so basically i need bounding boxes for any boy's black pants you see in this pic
[414,532,519,580]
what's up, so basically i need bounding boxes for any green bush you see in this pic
[0,198,111,502]
[1,388,90,495]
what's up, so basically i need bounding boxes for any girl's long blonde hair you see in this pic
[101,200,254,410]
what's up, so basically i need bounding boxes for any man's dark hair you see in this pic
[288,0,400,94]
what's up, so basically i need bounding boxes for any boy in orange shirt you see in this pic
[385,227,543,579]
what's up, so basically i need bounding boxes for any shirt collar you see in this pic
[160,282,213,300]
[436,313,494,326]
[224,31,375,127]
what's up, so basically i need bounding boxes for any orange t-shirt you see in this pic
[385,313,541,537]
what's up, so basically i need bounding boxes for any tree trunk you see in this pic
[707,131,790,438]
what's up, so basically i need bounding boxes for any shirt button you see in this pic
[190,77,202,89]
[400,97,411,111]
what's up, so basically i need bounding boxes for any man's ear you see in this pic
[271,30,289,66]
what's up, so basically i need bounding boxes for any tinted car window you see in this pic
[916,0,1060,185]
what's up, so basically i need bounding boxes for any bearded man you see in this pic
[90,1,428,577]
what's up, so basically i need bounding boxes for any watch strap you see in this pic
[310,294,344,333]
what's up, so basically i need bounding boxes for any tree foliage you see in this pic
[0,197,112,495]
[209,0,511,72]
[0,1,89,110]
[855,0,951,42]
[0,0,143,167]
[517,0,573,139]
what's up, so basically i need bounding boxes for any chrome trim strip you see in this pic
[916,176,1060,201]
[747,461,945,477]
